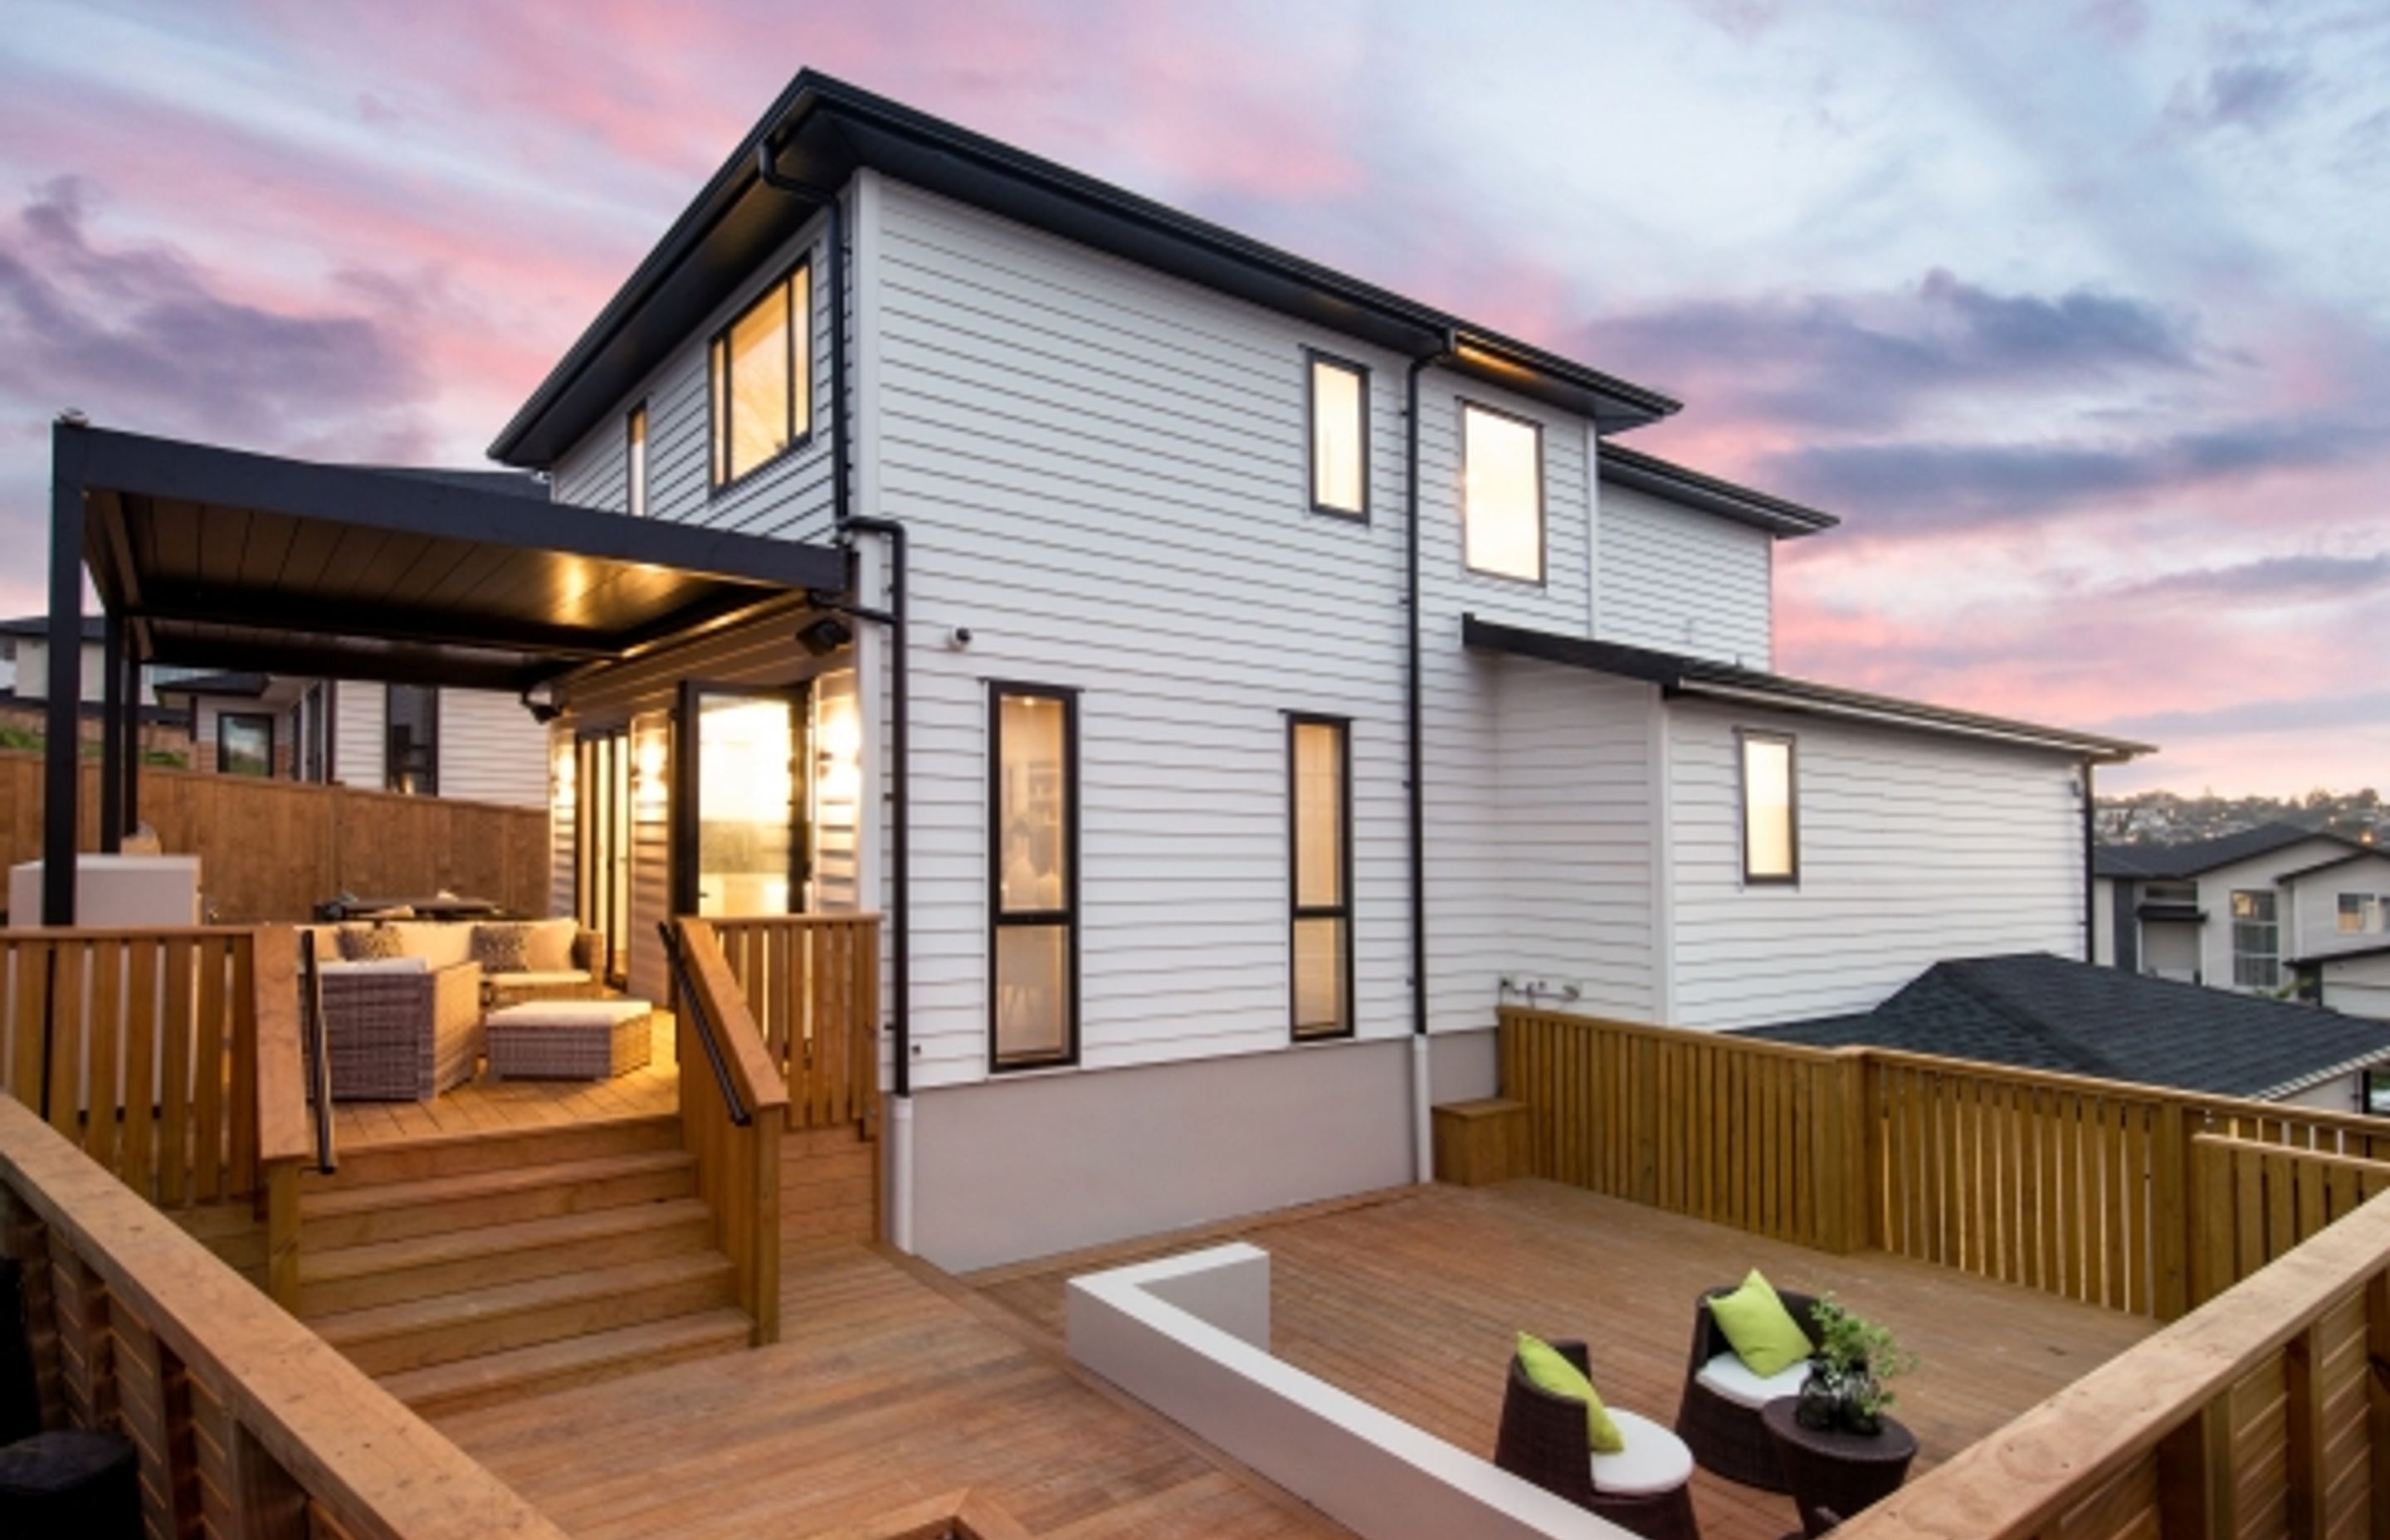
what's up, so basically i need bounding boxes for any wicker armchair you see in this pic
[1495,1339,1700,1540]
[1675,1285,1825,1491]
[319,960,483,1101]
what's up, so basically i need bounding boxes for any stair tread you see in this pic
[302,1149,695,1219]
[378,1309,751,1406]
[301,1199,712,1284]
[313,1251,733,1343]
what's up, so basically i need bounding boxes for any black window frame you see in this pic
[217,710,276,779]
[573,722,635,987]
[2230,888,2280,990]
[625,400,650,518]
[706,258,813,496]
[1287,713,1355,1041]
[1458,397,1547,586]
[1305,349,1370,521]
[1737,728,1800,887]
[384,684,440,796]
[669,680,813,919]
[988,681,1080,1073]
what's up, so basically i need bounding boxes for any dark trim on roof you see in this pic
[2277,847,2390,884]
[2292,942,2390,969]
[0,615,102,641]
[1597,443,1838,539]
[1461,613,2153,762]
[2134,902,2206,923]
[151,670,271,701]
[2095,823,2356,880]
[490,71,1680,467]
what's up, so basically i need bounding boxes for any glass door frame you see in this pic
[573,724,632,988]
[670,679,814,919]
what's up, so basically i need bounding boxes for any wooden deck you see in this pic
[432,1179,2151,1540]
[329,1013,680,1149]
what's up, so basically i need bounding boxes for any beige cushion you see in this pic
[488,970,593,989]
[487,999,651,1029]
[319,957,429,976]
[1695,1350,1810,1411]
[1588,1408,1693,1498]
[525,917,578,972]
[388,921,476,969]
[337,924,406,962]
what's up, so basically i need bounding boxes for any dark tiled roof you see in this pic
[2094,821,2353,880]
[152,671,272,699]
[1739,952,2390,1100]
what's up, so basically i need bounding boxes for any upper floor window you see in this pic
[1308,353,1368,518]
[2340,894,2390,934]
[626,402,650,517]
[1461,402,1544,582]
[708,261,812,490]
[387,685,439,797]
[2231,889,2279,989]
[1740,730,1797,885]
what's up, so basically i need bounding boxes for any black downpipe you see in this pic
[2082,761,2097,963]
[1407,338,1455,1042]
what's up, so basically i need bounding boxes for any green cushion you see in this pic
[1705,1270,1812,1377]
[1515,1332,1626,1454]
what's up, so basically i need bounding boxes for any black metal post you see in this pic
[99,610,124,852]
[120,640,141,834]
[41,423,87,926]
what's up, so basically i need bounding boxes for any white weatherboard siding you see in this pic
[1595,482,1773,667]
[1666,702,2087,1030]
[429,690,548,807]
[2286,853,2390,964]
[334,681,384,790]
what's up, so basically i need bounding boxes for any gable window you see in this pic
[217,713,274,778]
[1290,715,1353,1039]
[708,261,812,489]
[991,685,1077,1070]
[2340,894,2389,934]
[386,685,439,796]
[2231,889,2280,989]
[1739,730,1797,885]
[626,402,650,517]
[1461,401,1544,582]
[1308,353,1368,518]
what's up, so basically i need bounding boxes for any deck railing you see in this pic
[0,1094,566,1540]
[708,914,880,1132]
[667,917,788,1343]
[1500,1006,2390,1322]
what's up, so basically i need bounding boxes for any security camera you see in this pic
[948,626,973,651]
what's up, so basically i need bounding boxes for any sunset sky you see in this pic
[1,1,2383,795]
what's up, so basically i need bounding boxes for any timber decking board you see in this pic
[328,1013,679,1151]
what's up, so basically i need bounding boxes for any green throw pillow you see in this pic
[1515,1332,1626,1455]
[1706,1270,1812,1377]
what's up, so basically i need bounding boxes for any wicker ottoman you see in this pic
[485,1000,655,1081]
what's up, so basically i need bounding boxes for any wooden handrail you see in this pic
[0,1094,568,1540]
[669,917,786,1344]
[675,919,788,1118]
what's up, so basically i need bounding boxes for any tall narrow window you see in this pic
[218,713,274,778]
[2231,889,2280,989]
[708,261,812,489]
[1740,731,1797,885]
[626,402,649,517]
[1308,353,1368,518]
[386,685,439,796]
[991,685,1076,1070]
[1461,402,1544,582]
[1290,716,1353,1039]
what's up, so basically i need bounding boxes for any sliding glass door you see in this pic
[575,728,632,985]
[672,684,812,919]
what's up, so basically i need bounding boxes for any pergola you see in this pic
[40,421,846,924]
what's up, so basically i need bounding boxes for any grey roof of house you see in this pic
[2094,821,2353,880]
[1738,952,2390,1100]
[151,670,272,700]
[0,615,103,641]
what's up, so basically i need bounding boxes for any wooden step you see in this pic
[307,1115,680,1192]
[383,1309,753,1419]
[300,1150,696,1250]
[314,1252,736,1377]
[299,1199,715,1317]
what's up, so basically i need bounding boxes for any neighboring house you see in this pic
[1740,952,2390,1116]
[2292,944,2390,1026]
[0,613,197,753]
[44,72,2153,1269]
[153,672,548,807]
[2093,822,2388,997]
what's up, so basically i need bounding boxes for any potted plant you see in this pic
[1795,1294,1917,1435]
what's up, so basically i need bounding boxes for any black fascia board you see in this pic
[1597,442,1840,537]
[489,71,1682,467]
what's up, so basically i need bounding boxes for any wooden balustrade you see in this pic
[670,917,788,1343]
[708,914,880,1132]
[2193,1132,2390,1308]
[0,1094,568,1540]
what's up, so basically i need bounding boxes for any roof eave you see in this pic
[1596,444,1840,539]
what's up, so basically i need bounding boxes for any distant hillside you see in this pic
[2097,787,2383,847]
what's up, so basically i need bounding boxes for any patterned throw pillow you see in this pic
[338,924,405,962]
[471,924,534,974]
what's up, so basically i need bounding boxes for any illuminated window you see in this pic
[626,402,649,517]
[992,685,1076,1070]
[1461,402,1544,582]
[1308,354,1368,517]
[2339,894,2389,934]
[2231,889,2280,988]
[708,262,811,488]
[1290,716,1352,1039]
[1740,731,1797,885]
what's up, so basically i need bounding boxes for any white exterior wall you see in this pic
[2092,876,2118,967]
[2286,855,2390,964]
[429,690,548,807]
[2314,953,2390,1023]
[1594,482,1773,667]
[1665,701,2088,1030]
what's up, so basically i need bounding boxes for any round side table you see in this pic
[1758,1396,1917,1538]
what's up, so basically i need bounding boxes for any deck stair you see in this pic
[295,1114,751,1416]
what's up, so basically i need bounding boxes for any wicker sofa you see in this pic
[1494,1339,1700,1540]
[1675,1285,1825,1491]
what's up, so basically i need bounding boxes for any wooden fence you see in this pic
[671,918,788,1344]
[0,748,550,922]
[710,914,880,1132]
[1500,1006,2390,1323]
[0,1094,566,1540]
